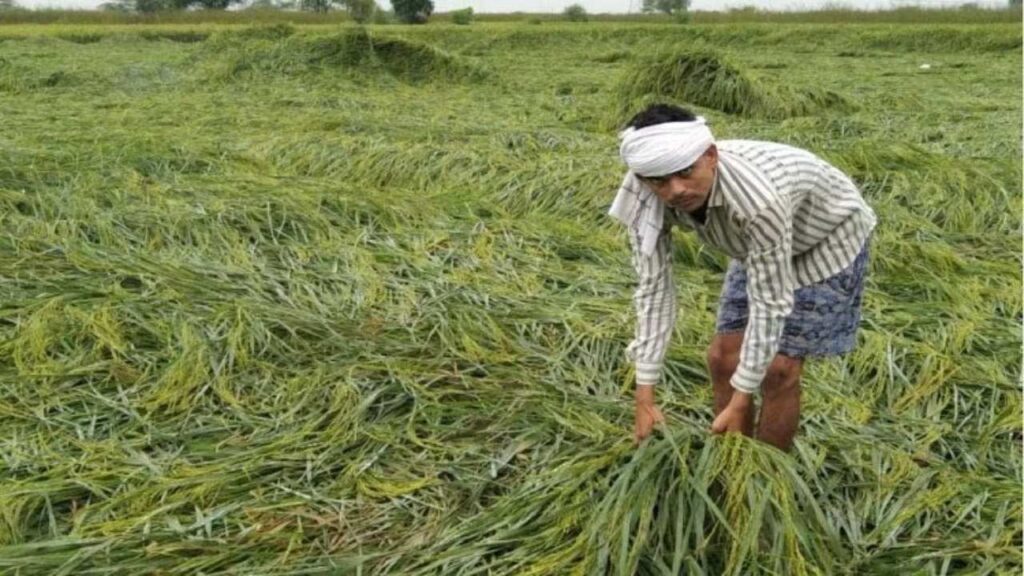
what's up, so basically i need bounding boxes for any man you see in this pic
[610,103,876,451]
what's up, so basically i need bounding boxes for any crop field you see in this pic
[0,16,1021,575]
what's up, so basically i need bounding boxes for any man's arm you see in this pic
[626,223,677,387]
[710,203,795,434]
[627,223,677,443]
[731,204,795,394]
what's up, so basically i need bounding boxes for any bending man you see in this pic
[611,103,876,451]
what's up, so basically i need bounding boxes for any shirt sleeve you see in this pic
[730,202,796,393]
[625,221,677,386]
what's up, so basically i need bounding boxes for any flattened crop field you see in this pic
[0,16,1021,575]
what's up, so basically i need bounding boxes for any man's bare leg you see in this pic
[756,355,804,452]
[706,332,754,436]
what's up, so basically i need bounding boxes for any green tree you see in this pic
[192,0,244,8]
[344,0,377,22]
[0,0,17,9]
[300,0,331,12]
[1010,0,1021,7]
[390,0,433,23]
[563,3,587,21]
[99,0,133,10]
[135,0,241,11]
[135,0,173,13]
[642,0,689,15]
[451,6,473,25]
[247,0,295,9]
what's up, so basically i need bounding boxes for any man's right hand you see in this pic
[634,384,665,445]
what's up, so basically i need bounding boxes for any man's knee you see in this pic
[762,355,803,395]
[707,338,740,382]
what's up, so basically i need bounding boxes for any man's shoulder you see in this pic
[715,141,796,219]
[719,139,817,162]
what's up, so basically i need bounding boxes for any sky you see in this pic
[14,0,1007,14]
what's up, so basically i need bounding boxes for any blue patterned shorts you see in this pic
[715,242,870,358]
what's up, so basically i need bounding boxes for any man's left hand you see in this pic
[711,390,753,435]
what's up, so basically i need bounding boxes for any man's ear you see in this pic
[705,144,719,168]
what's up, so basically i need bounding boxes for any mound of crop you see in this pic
[615,48,854,123]
[201,27,487,83]
[827,141,1021,234]
[200,23,296,49]
[138,30,209,43]
[0,57,77,93]
[56,32,104,44]
[855,25,1022,52]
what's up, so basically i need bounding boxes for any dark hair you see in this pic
[625,103,697,130]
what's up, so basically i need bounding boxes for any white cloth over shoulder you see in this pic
[608,172,665,257]
[608,119,715,256]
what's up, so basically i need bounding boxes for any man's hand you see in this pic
[711,390,753,435]
[634,384,664,445]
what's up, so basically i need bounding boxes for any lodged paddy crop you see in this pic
[0,16,1021,575]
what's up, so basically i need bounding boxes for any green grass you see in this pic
[0,19,1020,575]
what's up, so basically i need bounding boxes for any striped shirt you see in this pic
[623,139,877,393]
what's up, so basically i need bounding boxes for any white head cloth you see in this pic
[618,118,715,177]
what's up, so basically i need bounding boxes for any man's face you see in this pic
[639,145,718,214]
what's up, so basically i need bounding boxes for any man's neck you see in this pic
[690,167,719,225]
[690,195,710,225]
